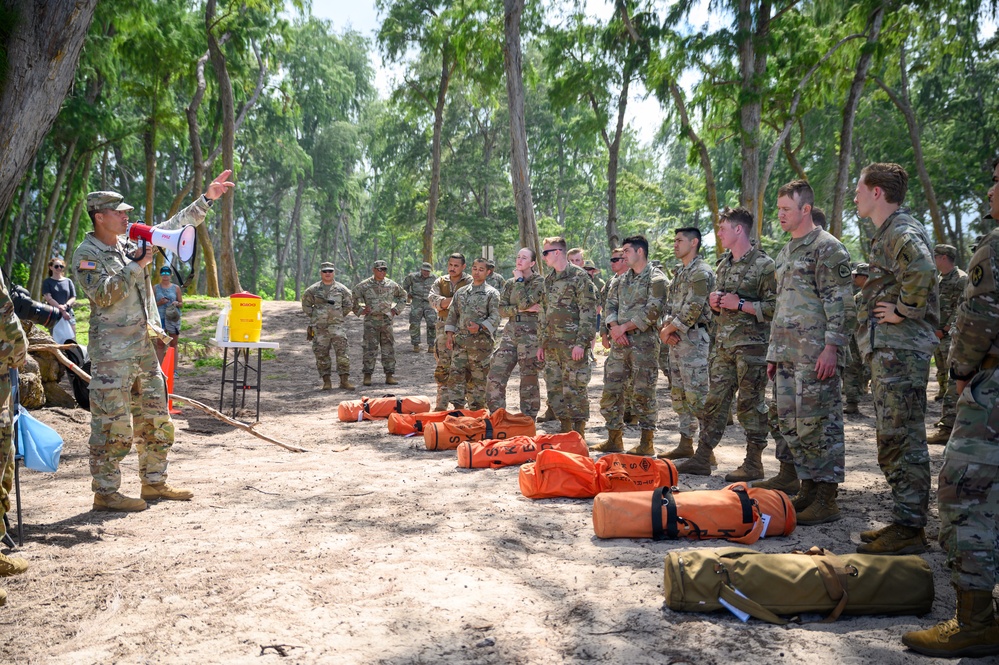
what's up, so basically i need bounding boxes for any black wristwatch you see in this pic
[202,194,214,207]
[737,299,745,312]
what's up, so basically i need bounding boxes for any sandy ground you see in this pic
[0,299,988,664]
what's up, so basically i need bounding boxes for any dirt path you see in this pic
[0,300,964,664]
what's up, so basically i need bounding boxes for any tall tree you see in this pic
[503,0,539,254]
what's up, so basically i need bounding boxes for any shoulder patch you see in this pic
[79,260,97,270]
[838,263,851,279]
[970,264,984,287]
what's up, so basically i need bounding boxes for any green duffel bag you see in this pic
[664,546,934,624]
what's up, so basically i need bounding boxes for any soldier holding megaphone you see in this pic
[72,170,235,513]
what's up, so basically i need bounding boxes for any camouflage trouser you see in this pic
[699,343,768,450]
[667,326,710,438]
[843,335,870,404]
[486,321,541,417]
[871,348,931,528]
[773,362,845,483]
[445,333,495,410]
[767,391,794,464]
[938,368,999,590]
[362,315,396,375]
[599,330,658,430]
[658,341,671,388]
[312,324,349,378]
[0,373,13,538]
[543,343,591,422]
[434,320,452,408]
[89,346,174,494]
[935,337,959,428]
[409,302,436,347]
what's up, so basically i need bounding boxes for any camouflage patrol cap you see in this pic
[485,259,496,270]
[852,262,869,277]
[583,259,598,271]
[933,244,957,260]
[86,191,134,213]
[421,262,433,271]
[372,260,388,270]
[320,262,335,271]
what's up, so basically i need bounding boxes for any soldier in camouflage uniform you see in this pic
[676,208,776,481]
[0,269,29,594]
[593,235,666,456]
[445,259,500,409]
[485,260,506,292]
[429,254,472,409]
[537,237,597,436]
[73,171,234,512]
[843,263,871,414]
[927,244,969,444]
[902,158,999,658]
[659,228,715,459]
[854,163,939,555]
[767,180,854,526]
[402,262,437,352]
[600,248,638,422]
[352,260,407,386]
[486,248,543,417]
[302,262,354,391]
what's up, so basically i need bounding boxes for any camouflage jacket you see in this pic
[589,273,607,309]
[402,271,436,305]
[857,209,939,357]
[768,226,854,365]
[938,267,968,333]
[73,197,210,361]
[445,282,501,340]
[712,245,776,348]
[665,255,715,333]
[351,277,406,318]
[605,263,667,336]
[599,274,617,313]
[539,263,597,348]
[498,273,543,339]
[949,225,999,379]
[429,273,472,323]
[0,271,28,372]
[486,273,507,292]
[302,280,352,328]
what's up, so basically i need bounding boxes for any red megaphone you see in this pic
[128,223,197,263]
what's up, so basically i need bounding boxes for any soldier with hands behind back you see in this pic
[302,262,354,391]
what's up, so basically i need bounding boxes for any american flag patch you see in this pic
[78,260,97,270]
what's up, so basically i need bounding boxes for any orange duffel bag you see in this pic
[456,432,588,469]
[518,450,678,499]
[591,482,796,544]
[387,409,489,436]
[337,395,432,422]
[423,408,536,450]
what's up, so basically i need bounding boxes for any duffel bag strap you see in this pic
[799,548,853,623]
[651,487,679,541]
[718,583,789,625]
[395,397,404,413]
[484,418,494,440]
[727,487,766,545]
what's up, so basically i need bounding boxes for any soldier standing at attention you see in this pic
[592,235,666,456]
[402,262,437,353]
[902,157,999,658]
[429,253,472,409]
[843,263,871,414]
[767,179,854,526]
[599,248,628,349]
[927,244,968,444]
[486,248,543,417]
[302,262,354,391]
[537,236,597,436]
[352,260,407,387]
[445,258,500,410]
[659,227,715,459]
[73,170,235,512]
[854,162,939,555]
[676,207,776,481]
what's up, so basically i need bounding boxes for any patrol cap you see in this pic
[372,260,388,270]
[485,259,496,270]
[320,261,335,271]
[421,262,433,271]
[87,191,134,213]
[583,259,598,271]
[933,244,957,260]
[852,262,869,277]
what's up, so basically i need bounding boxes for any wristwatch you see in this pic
[737,299,745,312]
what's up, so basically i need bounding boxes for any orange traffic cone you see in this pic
[161,346,183,415]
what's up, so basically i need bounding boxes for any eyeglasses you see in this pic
[51,264,65,269]
[609,257,624,263]
[541,248,560,256]
[321,269,335,273]
[375,267,387,272]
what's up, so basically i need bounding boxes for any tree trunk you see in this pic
[276,177,304,300]
[502,0,539,256]
[29,137,78,296]
[144,113,157,224]
[737,0,770,231]
[186,50,219,296]
[830,5,884,238]
[424,50,455,264]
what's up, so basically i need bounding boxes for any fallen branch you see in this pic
[36,346,309,453]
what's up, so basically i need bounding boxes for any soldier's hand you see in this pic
[709,291,722,311]
[814,344,838,381]
[956,379,968,395]
[571,345,585,361]
[719,293,741,311]
[205,169,236,200]
[442,297,452,309]
[874,301,904,325]
[446,332,454,351]
[601,334,610,349]
[467,322,480,334]
[523,303,541,313]
[934,329,945,340]
[536,348,545,362]
[767,362,776,381]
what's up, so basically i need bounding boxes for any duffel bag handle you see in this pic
[718,583,789,625]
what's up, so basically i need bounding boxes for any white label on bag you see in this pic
[719,587,752,622]
[760,513,772,537]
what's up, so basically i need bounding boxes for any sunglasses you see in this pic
[375,267,387,272]
[609,257,624,263]
[541,248,560,256]
[51,264,65,269]
[321,269,335,273]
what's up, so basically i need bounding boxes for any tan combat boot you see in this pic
[675,442,712,475]
[572,421,586,438]
[537,406,556,423]
[902,588,999,658]
[0,588,6,606]
[661,434,695,460]
[321,375,333,391]
[626,429,657,457]
[363,373,372,386]
[790,479,817,512]
[724,445,765,482]
[591,429,624,453]
[385,373,399,385]
[141,482,194,501]
[558,418,573,434]
[413,344,420,352]
[93,492,147,512]
[339,374,356,390]
[795,482,841,525]
[844,401,860,415]
[859,524,889,543]
[753,462,800,494]
[0,552,28,578]
[856,523,928,555]
[927,426,952,445]
[622,412,638,426]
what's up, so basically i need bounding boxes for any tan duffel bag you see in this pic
[664,546,934,624]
